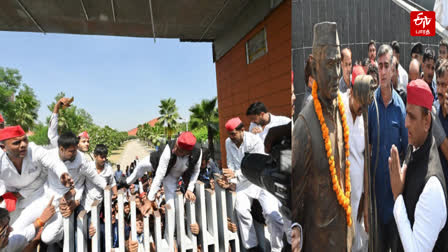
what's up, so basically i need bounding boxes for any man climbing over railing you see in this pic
[0,125,73,226]
[11,131,108,246]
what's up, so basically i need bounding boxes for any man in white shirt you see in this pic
[0,126,73,225]
[221,117,284,252]
[246,102,291,244]
[391,41,409,91]
[342,75,373,251]
[82,144,118,212]
[139,132,201,239]
[12,132,107,245]
[48,97,93,161]
[389,79,448,251]
[246,102,291,142]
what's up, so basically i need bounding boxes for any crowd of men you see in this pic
[0,93,292,251]
[293,21,448,252]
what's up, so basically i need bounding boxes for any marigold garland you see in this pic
[312,80,352,227]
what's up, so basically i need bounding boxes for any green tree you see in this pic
[189,97,219,159]
[4,85,40,132]
[47,92,93,134]
[0,68,40,131]
[158,98,179,140]
[28,124,49,145]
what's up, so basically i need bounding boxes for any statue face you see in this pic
[314,45,342,101]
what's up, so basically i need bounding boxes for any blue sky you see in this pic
[0,31,217,131]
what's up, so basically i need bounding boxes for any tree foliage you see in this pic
[137,122,164,147]
[47,92,93,135]
[189,97,219,159]
[0,68,40,131]
[158,98,179,140]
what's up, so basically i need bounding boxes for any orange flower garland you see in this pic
[312,80,352,226]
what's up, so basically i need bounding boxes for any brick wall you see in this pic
[216,0,291,164]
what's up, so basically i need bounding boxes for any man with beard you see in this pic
[422,48,438,101]
[246,102,291,141]
[389,79,448,251]
[291,22,354,251]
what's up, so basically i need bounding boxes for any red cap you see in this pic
[407,79,433,110]
[352,65,366,85]
[78,131,89,139]
[0,114,3,123]
[177,132,196,151]
[0,126,26,141]
[225,117,242,131]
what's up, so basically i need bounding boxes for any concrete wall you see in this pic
[216,0,291,165]
[292,0,442,120]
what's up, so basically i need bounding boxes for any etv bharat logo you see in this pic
[410,11,435,36]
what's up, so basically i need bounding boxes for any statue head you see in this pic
[311,22,342,103]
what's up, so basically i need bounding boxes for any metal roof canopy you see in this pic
[0,0,285,61]
[0,0,252,40]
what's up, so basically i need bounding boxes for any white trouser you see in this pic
[235,184,284,251]
[12,193,65,244]
[163,183,176,240]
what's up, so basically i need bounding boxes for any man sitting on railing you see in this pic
[0,125,73,226]
[12,132,108,246]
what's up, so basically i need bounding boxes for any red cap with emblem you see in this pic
[225,117,242,131]
[0,126,26,141]
[177,132,196,151]
[78,131,89,139]
[407,79,433,110]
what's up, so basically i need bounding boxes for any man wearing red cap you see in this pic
[221,117,284,251]
[0,125,73,225]
[11,131,108,245]
[48,97,93,161]
[139,132,202,239]
[389,79,448,251]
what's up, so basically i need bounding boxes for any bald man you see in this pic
[339,48,353,93]
[409,58,420,83]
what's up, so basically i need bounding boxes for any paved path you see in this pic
[109,139,153,170]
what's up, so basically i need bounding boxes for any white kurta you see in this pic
[82,162,116,212]
[147,145,201,201]
[0,142,68,225]
[126,155,153,185]
[342,92,367,251]
[249,113,291,143]
[226,132,284,251]
[12,150,107,244]
[394,177,447,252]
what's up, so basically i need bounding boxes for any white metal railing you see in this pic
[63,181,242,252]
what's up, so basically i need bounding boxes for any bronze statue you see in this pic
[291,22,354,251]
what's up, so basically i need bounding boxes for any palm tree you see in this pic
[189,97,219,160]
[158,98,180,140]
